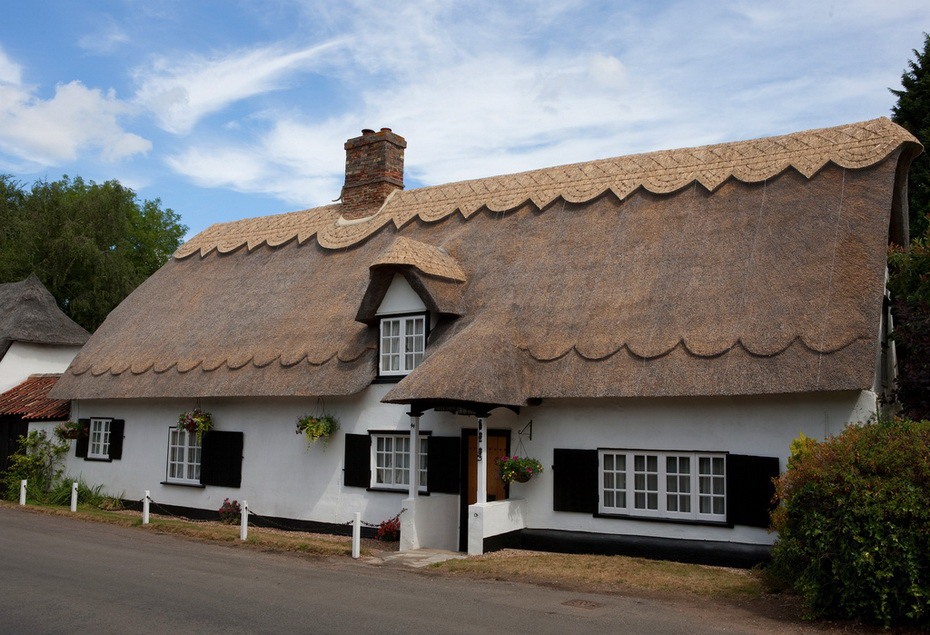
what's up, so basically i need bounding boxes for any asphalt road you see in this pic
[0,506,800,634]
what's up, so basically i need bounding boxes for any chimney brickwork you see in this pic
[342,128,406,219]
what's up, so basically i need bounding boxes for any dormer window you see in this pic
[380,314,426,375]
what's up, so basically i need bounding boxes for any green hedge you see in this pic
[770,418,930,627]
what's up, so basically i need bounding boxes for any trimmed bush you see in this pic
[769,418,930,627]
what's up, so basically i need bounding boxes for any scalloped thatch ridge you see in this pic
[175,118,919,258]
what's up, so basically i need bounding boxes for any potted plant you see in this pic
[54,420,84,441]
[295,414,339,448]
[178,407,213,440]
[496,455,544,483]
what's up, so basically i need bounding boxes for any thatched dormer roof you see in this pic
[52,118,922,405]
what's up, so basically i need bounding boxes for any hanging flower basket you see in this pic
[54,420,84,441]
[295,414,339,449]
[497,456,544,484]
[178,407,213,440]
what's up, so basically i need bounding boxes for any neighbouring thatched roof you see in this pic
[0,275,90,352]
[52,118,922,405]
[0,374,70,420]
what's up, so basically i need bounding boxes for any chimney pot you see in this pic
[342,127,407,219]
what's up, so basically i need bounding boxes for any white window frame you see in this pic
[88,418,112,459]
[379,314,426,376]
[370,433,428,491]
[167,427,202,485]
[598,449,726,522]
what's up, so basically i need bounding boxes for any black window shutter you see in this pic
[200,431,244,488]
[427,436,460,494]
[108,419,125,460]
[726,454,780,528]
[75,419,90,458]
[553,449,598,513]
[343,434,371,487]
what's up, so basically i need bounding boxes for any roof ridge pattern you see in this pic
[175,118,919,259]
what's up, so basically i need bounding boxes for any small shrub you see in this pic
[769,417,930,627]
[376,512,403,542]
[98,496,124,511]
[45,479,105,507]
[218,498,241,524]
[2,430,69,502]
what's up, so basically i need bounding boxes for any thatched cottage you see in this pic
[1,275,89,473]
[50,119,921,565]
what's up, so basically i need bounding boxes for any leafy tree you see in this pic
[889,34,930,420]
[891,32,930,238]
[888,235,930,419]
[0,175,187,331]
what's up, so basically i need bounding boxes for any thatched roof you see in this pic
[52,118,922,406]
[0,275,90,353]
[0,374,70,420]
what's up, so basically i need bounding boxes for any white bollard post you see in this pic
[19,480,26,506]
[240,500,248,541]
[352,512,361,559]
[70,482,78,512]
[142,490,150,524]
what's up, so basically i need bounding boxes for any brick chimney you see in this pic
[341,127,406,219]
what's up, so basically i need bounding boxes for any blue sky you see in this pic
[0,1,927,239]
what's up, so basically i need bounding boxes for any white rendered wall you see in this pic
[0,343,83,392]
[63,388,876,549]
[376,274,426,315]
[401,495,459,551]
[468,499,527,555]
[506,391,877,546]
[66,386,465,533]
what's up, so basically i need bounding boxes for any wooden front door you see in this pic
[459,428,510,551]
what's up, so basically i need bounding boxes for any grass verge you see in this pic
[433,551,765,600]
[0,499,369,558]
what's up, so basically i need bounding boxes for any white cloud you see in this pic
[166,136,344,207]
[163,0,929,217]
[77,18,130,55]
[0,45,22,84]
[134,39,347,134]
[0,79,151,165]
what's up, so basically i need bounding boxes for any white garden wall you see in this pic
[62,387,876,550]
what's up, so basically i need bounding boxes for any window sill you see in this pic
[367,487,430,496]
[160,481,206,489]
[594,512,731,528]
[84,457,112,462]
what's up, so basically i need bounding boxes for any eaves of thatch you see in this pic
[51,118,922,406]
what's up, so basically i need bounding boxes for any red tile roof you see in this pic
[0,374,70,420]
